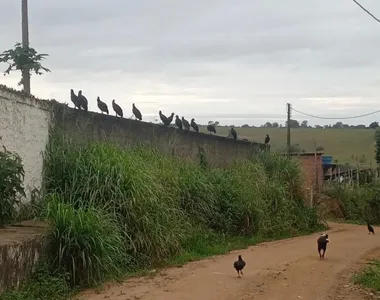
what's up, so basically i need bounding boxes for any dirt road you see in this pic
[80,222,380,300]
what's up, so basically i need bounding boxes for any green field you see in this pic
[199,127,376,167]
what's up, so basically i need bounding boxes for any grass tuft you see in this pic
[353,260,380,292]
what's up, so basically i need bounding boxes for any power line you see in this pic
[291,107,380,120]
[352,0,380,24]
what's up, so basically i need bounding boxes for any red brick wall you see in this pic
[294,155,323,194]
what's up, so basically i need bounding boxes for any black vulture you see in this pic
[265,134,270,145]
[182,117,190,130]
[97,97,109,114]
[230,127,237,140]
[77,90,88,112]
[367,222,375,234]
[175,115,183,129]
[132,103,142,120]
[70,89,81,109]
[233,255,246,278]
[317,233,330,260]
[112,99,123,117]
[159,111,174,126]
[207,124,216,134]
[159,110,168,124]
[191,118,199,132]
[167,113,175,125]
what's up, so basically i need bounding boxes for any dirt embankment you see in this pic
[80,222,380,300]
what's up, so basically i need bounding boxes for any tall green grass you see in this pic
[42,133,323,287]
[44,194,128,286]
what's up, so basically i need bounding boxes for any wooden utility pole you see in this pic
[21,0,31,94]
[286,103,291,153]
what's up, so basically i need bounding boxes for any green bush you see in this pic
[0,146,25,227]
[325,183,380,224]
[41,133,323,288]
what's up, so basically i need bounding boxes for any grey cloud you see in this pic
[1,0,380,126]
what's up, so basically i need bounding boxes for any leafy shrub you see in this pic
[325,183,380,224]
[0,146,25,227]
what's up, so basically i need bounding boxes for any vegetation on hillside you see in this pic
[325,180,380,225]
[32,132,322,290]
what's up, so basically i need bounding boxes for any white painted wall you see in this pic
[0,86,51,204]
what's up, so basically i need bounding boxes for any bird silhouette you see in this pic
[182,117,190,130]
[265,134,270,145]
[230,127,237,140]
[97,97,109,114]
[132,103,142,120]
[112,100,123,117]
[175,115,183,129]
[159,111,174,126]
[367,222,375,234]
[77,90,88,112]
[191,118,199,132]
[207,124,216,134]
[70,89,81,109]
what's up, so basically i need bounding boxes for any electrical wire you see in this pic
[291,107,380,120]
[352,0,380,24]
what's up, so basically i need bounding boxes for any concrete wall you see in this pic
[0,85,51,204]
[0,224,48,293]
[0,84,265,206]
[53,105,266,167]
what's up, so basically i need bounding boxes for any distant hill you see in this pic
[199,126,376,167]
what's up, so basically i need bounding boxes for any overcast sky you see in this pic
[1,0,380,126]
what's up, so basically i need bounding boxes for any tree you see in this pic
[242,124,249,128]
[272,122,279,128]
[285,119,300,128]
[369,122,379,129]
[332,122,344,129]
[208,121,219,126]
[0,42,50,93]
[263,122,273,128]
[301,120,308,128]
[314,125,323,129]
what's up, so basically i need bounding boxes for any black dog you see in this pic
[317,233,329,260]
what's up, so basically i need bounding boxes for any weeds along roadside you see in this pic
[324,181,380,224]
[36,132,323,290]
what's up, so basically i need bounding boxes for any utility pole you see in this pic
[286,103,291,153]
[21,0,31,94]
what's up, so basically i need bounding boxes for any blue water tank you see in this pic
[321,155,333,165]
